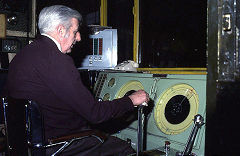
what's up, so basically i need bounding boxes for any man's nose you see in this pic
[76,32,81,41]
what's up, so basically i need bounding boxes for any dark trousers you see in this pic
[46,136,135,156]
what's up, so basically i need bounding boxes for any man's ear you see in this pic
[57,25,66,39]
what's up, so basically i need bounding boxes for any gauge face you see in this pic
[103,93,110,101]
[165,95,190,124]
[108,78,116,87]
[154,83,199,135]
[116,80,144,99]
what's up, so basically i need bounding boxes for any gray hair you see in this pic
[38,5,82,34]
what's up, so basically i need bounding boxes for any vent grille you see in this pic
[93,73,107,98]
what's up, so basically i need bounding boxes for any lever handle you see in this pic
[183,114,204,155]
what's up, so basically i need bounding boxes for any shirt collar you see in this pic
[41,33,62,52]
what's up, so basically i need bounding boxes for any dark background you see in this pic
[140,0,207,68]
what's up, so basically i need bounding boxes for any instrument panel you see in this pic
[94,71,206,155]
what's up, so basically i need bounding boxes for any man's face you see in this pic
[61,18,81,53]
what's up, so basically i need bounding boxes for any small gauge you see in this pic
[103,93,110,101]
[108,78,115,87]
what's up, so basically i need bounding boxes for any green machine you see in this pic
[94,71,206,156]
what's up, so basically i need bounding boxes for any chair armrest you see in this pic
[48,130,108,144]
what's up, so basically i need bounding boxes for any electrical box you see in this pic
[79,26,117,70]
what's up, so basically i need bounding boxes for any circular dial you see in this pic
[154,83,199,135]
[108,78,116,87]
[103,93,110,101]
[115,80,144,98]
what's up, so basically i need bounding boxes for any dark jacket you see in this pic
[6,35,134,139]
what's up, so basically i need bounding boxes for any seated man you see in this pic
[5,5,149,156]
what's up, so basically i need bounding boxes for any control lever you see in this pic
[181,114,204,155]
[136,102,148,156]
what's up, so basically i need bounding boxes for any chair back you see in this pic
[2,97,45,156]
[28,100,46,156]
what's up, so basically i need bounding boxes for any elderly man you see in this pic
[6,5,149,156]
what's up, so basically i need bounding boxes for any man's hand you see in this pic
[128,90,149,106]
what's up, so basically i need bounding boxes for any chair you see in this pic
[2,97,107,156]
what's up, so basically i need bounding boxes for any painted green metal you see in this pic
[94,71,206,156]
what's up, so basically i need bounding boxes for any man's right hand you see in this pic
[128,90,149,106]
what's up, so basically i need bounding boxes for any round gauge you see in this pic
[103,93,110,101]
[154,83,199,135]
[108,78,116,87]
[115,80,144,99]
